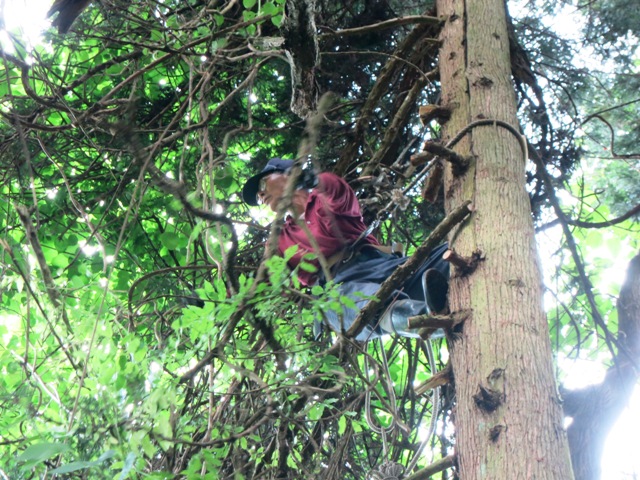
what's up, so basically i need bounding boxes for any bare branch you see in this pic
[319,15,442,39]
[404,454,456,480]
[346,201,472,338]
[539,202,640,231]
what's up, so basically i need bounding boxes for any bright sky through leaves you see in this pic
[0,0,50,51]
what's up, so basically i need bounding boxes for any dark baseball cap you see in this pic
[241,158,293,206]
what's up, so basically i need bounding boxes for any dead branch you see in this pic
[581,114,640,159]
[421,159,444,202]
[334,21,439,175]
[361,74,435,176]
[319,15,442,39]
[414,364,453,395]
[346,201,472,338]
[404,454,456,480]
[538,202,640,231]
[421,141,470,175]
[443,248,483,275]
[419,104,452,125]
[408,310,470,330]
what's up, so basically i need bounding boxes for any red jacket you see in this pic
[278,173,378,285]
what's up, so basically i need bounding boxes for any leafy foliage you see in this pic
[0,0,638,478]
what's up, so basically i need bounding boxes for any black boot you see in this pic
[423,268,448,314]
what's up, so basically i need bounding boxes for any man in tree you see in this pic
[242,158,449,341]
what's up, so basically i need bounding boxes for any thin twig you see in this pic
[319,15,442,39]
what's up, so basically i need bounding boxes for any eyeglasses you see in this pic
[256,175,270,205]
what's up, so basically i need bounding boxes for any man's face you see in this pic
[256,172,288,212]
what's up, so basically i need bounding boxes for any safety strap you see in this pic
[325,242,400,273]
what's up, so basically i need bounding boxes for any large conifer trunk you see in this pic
[435,0,575,477]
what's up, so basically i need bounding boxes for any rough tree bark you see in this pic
[435,0,575,477]
[281,0,319,119]
[563,252,640,480]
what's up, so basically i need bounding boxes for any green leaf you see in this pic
[215,172,234,189]
[338,416,347,435]
[150,30,164,43]
[298,261,317,273]
[49,448,116,474]
[154,410,173,439]
[307,403,324,421]
[283,244,298,261]
[340,295,358,309]
[243,0,257,8]
[159,232,180,250]
[16,442,70,464]
[261,2,279,16]
[51,253,69,268]
[118,452,137,480]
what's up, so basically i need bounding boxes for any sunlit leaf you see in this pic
[16,443,70,464]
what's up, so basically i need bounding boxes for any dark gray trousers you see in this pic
[319,243,449,341]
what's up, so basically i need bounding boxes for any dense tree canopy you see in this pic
[0,0,638,479]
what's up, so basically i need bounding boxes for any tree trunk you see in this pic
[281,0,319,119]
[563,252,640,480]
[435,0,575,478]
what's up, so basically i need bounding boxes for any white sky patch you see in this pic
[590,235,637,296]
[150,361,162,374]
[558,357,606,389]
[212,204,224,214]
[79,240,100,256]
[602,387,640,477]
[0,0,51,52]
[249,205,276,226]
